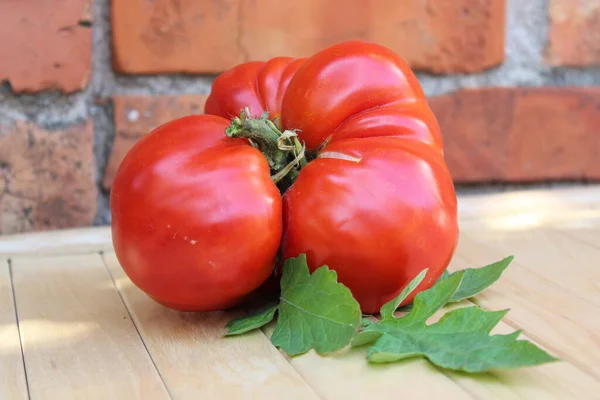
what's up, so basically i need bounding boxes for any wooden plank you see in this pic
[457,184,600,221]
[102,251,319,400]
[11,253,170,400]
[459,204,600,233]
[265,298,600,400]
[440,304,600,400]
[0,227,113,257]
[450,234,600,379]
[559,227,600,252]
[0,257,29,400]
[384,300,600,399]
[460,228,600,307]
[457,185,600,256]
[261,323,475,400]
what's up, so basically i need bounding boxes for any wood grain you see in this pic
[559,227,600,252]
[261,322,475,400]
[461,228,600,306]
[0,257,29,400]
[11,253,170,400]
[264,297,600,400]
[102,251,319,400]
[441,303,600,400]
[2,185,600,398]
[450,236,600,379]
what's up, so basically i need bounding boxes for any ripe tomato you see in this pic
[205,41,458,313]
[110,115,282,311]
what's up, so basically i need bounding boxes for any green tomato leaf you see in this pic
[439,256,514,303]
[379,268,428,320]
[270,254,362,356]
[393,268,457,314]
[362,317,374,327]
[366,306,558,372]
[224,302,278,336]
[352,329,384,347]
[399,271,465,326]
[436,270,451,283]
[352,271,464,347]
[357,256,557,372]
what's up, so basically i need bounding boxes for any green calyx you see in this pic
[226,108,307,185]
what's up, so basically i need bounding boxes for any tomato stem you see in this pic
[226,108,307,187]
[271,143,306,184]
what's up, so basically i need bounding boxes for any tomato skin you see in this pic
[281,138,458,312]
[110,115,282,311]
[281,44,426,150]
[279,41,458,312]
[205,56,305,120]
[205,41,459,313]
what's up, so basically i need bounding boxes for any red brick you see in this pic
[546,0,600,66]
[103,95,208,189]
[0,0,92,93]
[112,0,505,75]
[430,87,600,182]
[0,120,97,235]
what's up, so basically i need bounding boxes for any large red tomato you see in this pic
[110,115,282,311]
[205,41,458,313]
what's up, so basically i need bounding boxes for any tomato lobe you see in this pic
[111,115,282,311]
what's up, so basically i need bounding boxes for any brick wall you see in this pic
[0,0,599,235]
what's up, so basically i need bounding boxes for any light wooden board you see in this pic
[451,235,600,379]
[102,251,319,400]
[264,299,600,400]
[461,228,600,306]
[0,257,29,400]
[459,206,600,234]
[440,303,600,400]
[11,253,170,400]
[1,185,600,399]
[455,185,600,381]
[457,184,600,222]
[559,228,600,252]
[0,226,113,257]
[261,323,475,400]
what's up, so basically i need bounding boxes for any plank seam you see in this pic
[257,327,326,400]
[553,228,600,252]
[99,253,174,400]
[8,258,32,400]
[409,357,479,400]
[429,365,482,400]
[395,300,503,399]
[454,251,600,381]
[459,235,599,308]
[468,297,600,382]
[259,322,475,399]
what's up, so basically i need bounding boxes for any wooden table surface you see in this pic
[1,185,600,400]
